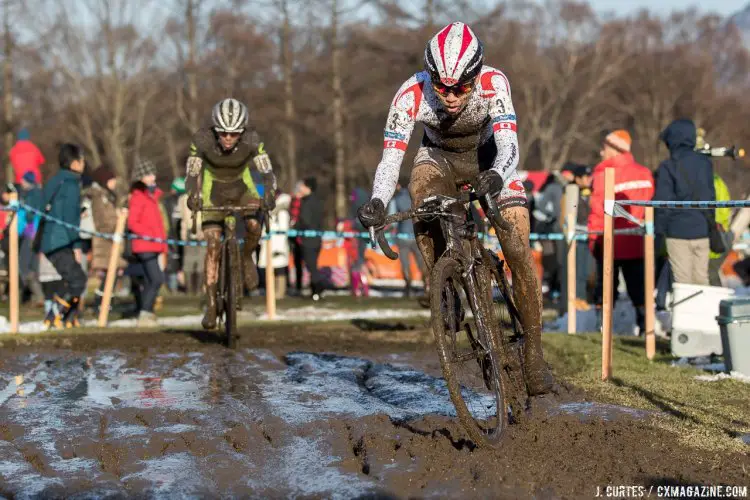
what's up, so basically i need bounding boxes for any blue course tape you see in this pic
[2,201,657,250]
[617,200,750,209]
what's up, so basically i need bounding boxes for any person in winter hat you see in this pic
[89,163,126,308]
[588,129,654,334]
[128,157,167,327]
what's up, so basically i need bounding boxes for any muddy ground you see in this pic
[0,322,748,499]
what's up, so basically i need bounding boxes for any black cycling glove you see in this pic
[357,198,386,228]
[474,170,504,199]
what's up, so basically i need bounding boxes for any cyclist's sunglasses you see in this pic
[432,80,475,97]
[216,130,242,138]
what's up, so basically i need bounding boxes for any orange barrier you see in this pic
[289,240,544,288]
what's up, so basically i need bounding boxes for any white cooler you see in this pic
[670,283,735,358]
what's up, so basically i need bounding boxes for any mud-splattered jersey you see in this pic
[372,66,519,204]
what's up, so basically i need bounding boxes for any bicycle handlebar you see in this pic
[199,205,263,212]
[191,201,266,236]
[371,192,504,261]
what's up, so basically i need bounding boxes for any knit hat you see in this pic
[17,128,30,141]
[21,171,37,185]
[132,157,157,182]
[603,130,632,153]
[171,177,186,194]
[92,164,116,187]
[303,176,317,193]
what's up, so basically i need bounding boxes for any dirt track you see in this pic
[0,323,748,499]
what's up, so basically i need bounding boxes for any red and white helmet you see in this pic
[424,22,484,87]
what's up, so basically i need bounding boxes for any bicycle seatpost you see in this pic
[369,227,376,249]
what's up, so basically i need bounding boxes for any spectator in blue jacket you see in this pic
[17,171,44,303]
[654,119,715,285]
[40,143,87,326]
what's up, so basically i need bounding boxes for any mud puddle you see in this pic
[1,348,747,498]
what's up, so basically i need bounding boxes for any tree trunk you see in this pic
[80,111,102,168]
[425,0,434,31]
[186,0,199,134]
[281,0,297,189]
[331,0,346,219]
[3,8,13,183]
[165,129,180,178]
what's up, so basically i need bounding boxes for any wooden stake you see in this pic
[265,231,276,320]
[644,206,656,360]
[565,183,579,335]
[8,192,18,333]
[98,209,128,327]
[601,168,615,381]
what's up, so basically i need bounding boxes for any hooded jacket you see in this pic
[40,169,82,255]
[654,119,715,240]
[588,152,654,260]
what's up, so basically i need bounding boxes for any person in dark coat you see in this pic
[40,143,87,326]
[534,172,564,302]
[654,119,715,285]
[295,177,324,300]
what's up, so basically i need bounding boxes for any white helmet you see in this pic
[424,22,484,87]
[212,98,248,133]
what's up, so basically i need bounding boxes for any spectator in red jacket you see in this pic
[128,158,167,327]
[10,129,45,184]
[588,130,655,334]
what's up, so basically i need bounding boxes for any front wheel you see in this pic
[430,255,506,446]
[223,240,240,349]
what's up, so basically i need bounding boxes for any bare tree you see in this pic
[330,0,346,218]
[171,0,204,135]
[512,1,631,170]
[2,1,13,182]
[278,0,298,188]
[44,0,162,177]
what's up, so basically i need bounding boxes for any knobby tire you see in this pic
[224,240,238,349]
[430,255,506,447]
[480,248,529,425]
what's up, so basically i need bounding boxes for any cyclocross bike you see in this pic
[371,189,528,447]
[193,199,267,348]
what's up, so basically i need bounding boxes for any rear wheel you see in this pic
[481,249,528,423]
[430,255,506,446]
[224,240,239,349]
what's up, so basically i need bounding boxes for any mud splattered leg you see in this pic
[202,227,222,329]
[408,162,456,284]
[492,205,556,396]
[243,218,262,291]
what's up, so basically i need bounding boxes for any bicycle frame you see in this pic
[192,200,267,346]
[374,190,506,343]
[433,195,493,344]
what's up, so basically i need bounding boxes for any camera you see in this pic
[695,127,745,159]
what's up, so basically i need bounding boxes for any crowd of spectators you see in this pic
[1,120,749,332]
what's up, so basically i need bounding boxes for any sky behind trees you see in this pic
[592,0,746,16]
